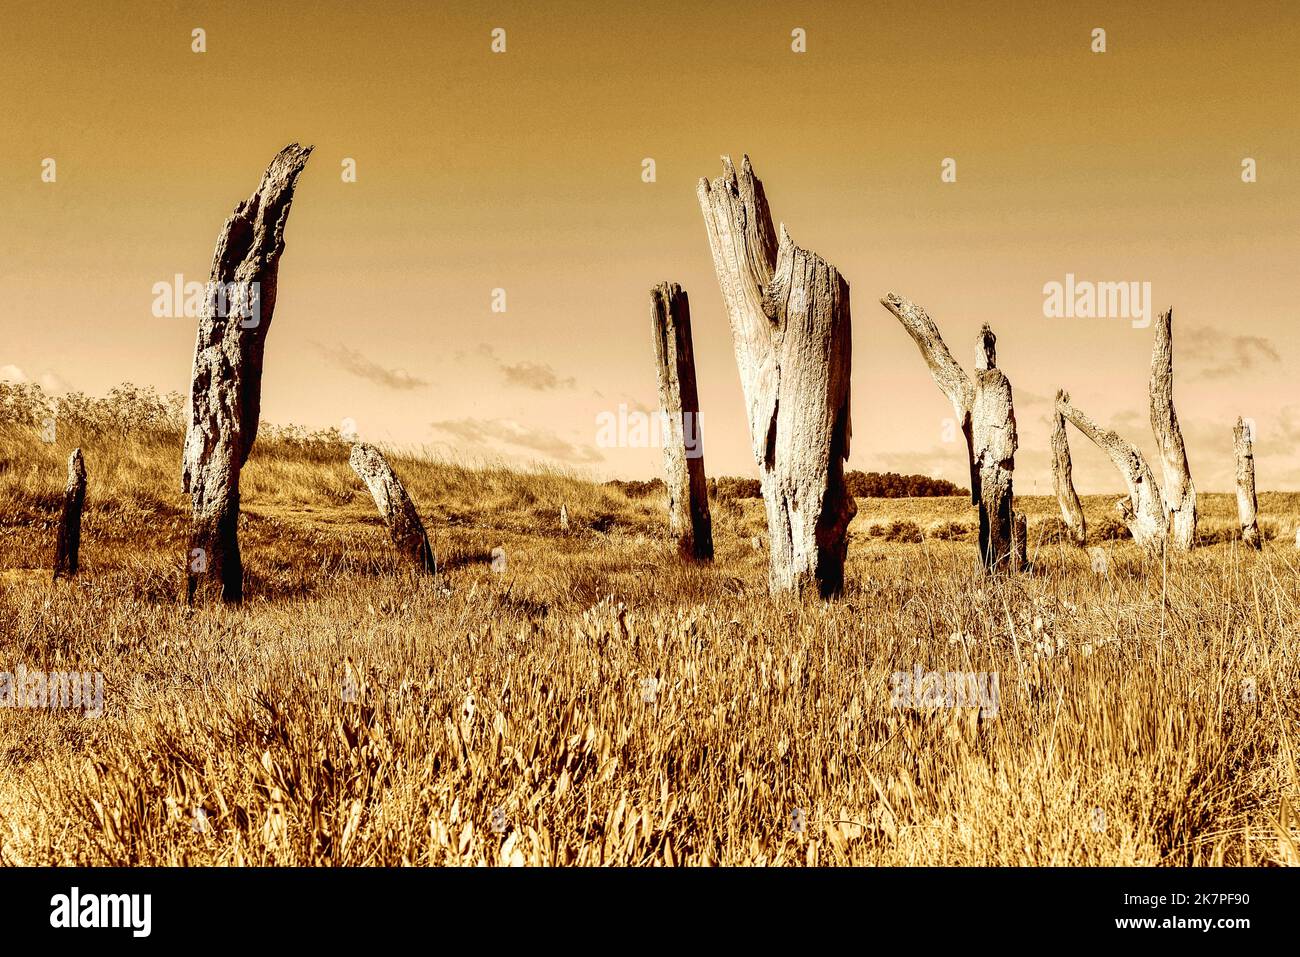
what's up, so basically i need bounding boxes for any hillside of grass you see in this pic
[1,384,1297,866]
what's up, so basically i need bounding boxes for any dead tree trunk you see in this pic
[651,282,713,561]
[880,297,1020,572]
[349,443,435,572]
[1057,391,1168,548]
[181,143,312,603]
[1051,390,1087,545]
[698,155,854,596]
[1149,308,1196,549]
[52,448,85,579]
[972,325,1019,571]
[1233,417,1261,550]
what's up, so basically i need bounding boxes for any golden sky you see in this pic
[2,0,1297,491]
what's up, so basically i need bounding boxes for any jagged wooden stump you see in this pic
[181,143,312,603]
[1150,308,1196,549]
[1050,391,1087,546]
[1234,417,1261,550]
[698,155,854,596]
[881,296,1021,572]
[651,282,713,561]
[52,448,85,579]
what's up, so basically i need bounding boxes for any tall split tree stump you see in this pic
[651,282,713,561]
[697,155,854,597]
[181,143,313,603]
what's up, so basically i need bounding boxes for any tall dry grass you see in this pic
[0,391,1297,865]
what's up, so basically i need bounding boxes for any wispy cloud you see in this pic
[0,365,70,393]
[866,445,970,485]
[430,417,602,464]
[1015,389,1052,409]
[1181,326,1281,381]
[310,342,428,391]
[478,345,575,391]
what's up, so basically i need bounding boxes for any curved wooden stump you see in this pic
[1057,391,1167,548]
[698,155,854,597]
[52,448,85,579]
[882,297,1020,572]
[182,143,312,604]
[651,282,713,561]
[350,443,435,572]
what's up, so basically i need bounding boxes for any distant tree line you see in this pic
[844,470,968,498]
[606,471,967,500]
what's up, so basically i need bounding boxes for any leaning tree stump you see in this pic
[52,448,85,579]
[1233,417,1261,550]
[651,282,713,561]
[1057,391,1168,548]
[881,296,1022,572]
[349,443,435,572]
[181,143,312,603]
[1051,390,1087,546]
[1150,308,1197,549]
[698,155,855,597]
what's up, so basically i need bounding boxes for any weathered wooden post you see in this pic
[52,448,85,579]
[349,443,435,572]
[1013,511,1029,571]
[880,296,1021,571]
[1057,391,1168,548]
[1233,417,1261,550]
[1051,390,1087,546]
[181,143,312,603]
[1150,308,1196,549]
[651,282,713,561]
[697,155,854,596]
[971,324,1019,570]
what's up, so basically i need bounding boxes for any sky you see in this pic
[2,0,1298,492]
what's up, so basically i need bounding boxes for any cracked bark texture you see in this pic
[651,282,713,561]
[1057,391,1167,548]
[698,155,854,596]
[881,296,1021,571]
[1149,308,1196,549]
[181,143,312,603]
[1013,511,1028,572]
[1233,417,1261,550]
[350,443,435,572]
[1051,390,1087,545]
[972,325,1019,571]
[52,448,85,579]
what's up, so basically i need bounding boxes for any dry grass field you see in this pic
[1,395,1298,866]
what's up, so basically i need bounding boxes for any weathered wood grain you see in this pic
[181,143,312,603]
[350,443,435,572]
[698,155,854,596]
[651,282,713,561]
[52,448,85,579]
